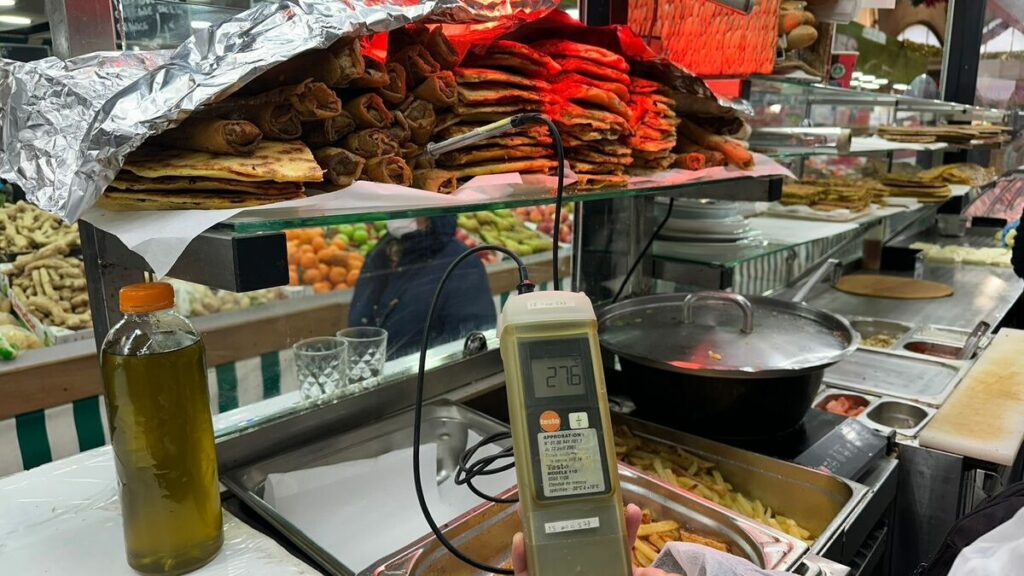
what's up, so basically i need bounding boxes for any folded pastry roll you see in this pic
[303,111,355,147]
[413,169,457,194]
[314,146,366,187]
[379,63,408,105]
[342,128,400,158]
[400,99,437,146]
[393,45,441,85]
[239,80,342,121]
[387,111,412,144]
[388,23,430,58]
[400,142,421,162]
[344,93,393,129]
[239,49,342,94]
[213,101,302,140]
[412,71,457,108]
[150,118,262,155]
[365,155,413,187]
[329,38,365,87]
[425,27,459,70]
[351,56,389,88]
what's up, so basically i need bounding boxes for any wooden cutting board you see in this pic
[835,275,954,300]
[919,329,1024,466]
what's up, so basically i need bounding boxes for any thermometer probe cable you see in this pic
[413,113,565,575]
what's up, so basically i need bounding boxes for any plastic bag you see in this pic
[652,543,791,576]
[0,323,41,352]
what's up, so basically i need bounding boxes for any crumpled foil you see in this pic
[0,0,555,222]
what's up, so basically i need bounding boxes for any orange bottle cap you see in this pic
[119,282,175,314]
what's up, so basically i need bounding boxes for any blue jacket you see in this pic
[348,216,498,359]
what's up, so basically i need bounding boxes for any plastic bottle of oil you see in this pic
[100,282,223,574]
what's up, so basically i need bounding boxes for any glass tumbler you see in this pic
[337,327,388,390]
[292,337,349,402]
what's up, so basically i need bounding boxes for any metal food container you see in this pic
[221,402,514,576]
[614,415,869,557]
[824,349,966,406]
[363,466,808,575]
[813,388,936,438]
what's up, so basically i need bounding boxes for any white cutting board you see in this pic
[919,329,1024,466]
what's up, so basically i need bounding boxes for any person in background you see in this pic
[348,215,497,358]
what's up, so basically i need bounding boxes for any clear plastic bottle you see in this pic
[100,282,223,574]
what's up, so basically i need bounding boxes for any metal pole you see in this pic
[79,220,146,352]
[45,0,118,59]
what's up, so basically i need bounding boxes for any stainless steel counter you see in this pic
[802,263,1023,331]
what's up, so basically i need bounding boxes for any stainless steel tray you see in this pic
[363,465,808,575]
[823,349,965,406]
[221,401,513,576]
[614,415,869,557]
[813,388,936,438]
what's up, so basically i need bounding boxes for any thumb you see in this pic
[512,532,529,576]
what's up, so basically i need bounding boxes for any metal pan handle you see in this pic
[682,292,754,334]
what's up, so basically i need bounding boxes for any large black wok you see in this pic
[598,292,858,437]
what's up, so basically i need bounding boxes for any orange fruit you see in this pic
[346,269,360,285]
[313,281,332,294]
[346,254,364,268]
[328,266,348,285]
[288,270,299,286]
[301,268,323,284]
[311,236,327,251]
[333,283,349,291]
[317,247,336,264]
[318,263,330,278]
[328,250,348,266]
[288,264,298,272]
[332,238,348,250]
[299,253,317,270]
[310,227,325,237]
[299,244,315,255]
[287,250,299,266]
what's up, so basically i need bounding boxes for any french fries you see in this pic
[632,508,731,568]
[615,426,815,543]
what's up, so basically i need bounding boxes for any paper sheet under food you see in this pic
[0,0,555,223]
[263,435,515,572]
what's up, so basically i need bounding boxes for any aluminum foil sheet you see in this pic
[0,0,555,222]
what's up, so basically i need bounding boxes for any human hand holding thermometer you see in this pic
[499,291,632,576]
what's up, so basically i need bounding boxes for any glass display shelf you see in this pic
[764,139,949,159]
[749,76,1009,121]
[218,175,781,233]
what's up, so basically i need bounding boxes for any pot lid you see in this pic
[598,292,858,377]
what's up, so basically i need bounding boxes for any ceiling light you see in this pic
[0,15,30,25]
[190,20,212,30]
[892,83,910,91]
[850,80,861,87]
[860,75,876,82]
[851,71,863,79]
[876,78,889,86]
[0,1,16,7]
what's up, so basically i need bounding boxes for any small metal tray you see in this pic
[847,317,914,351]
[848,317,988,361]
[813,388,936,438]
[823,349,966,407]
[363,465,808,575]
[221,401,514,576]
[614,415,868,557]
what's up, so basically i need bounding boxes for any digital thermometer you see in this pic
[499,291,630,576]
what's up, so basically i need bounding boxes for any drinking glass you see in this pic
[292,337,349,402]
[337,327,388,390]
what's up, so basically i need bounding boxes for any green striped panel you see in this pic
[216,363,239,414]
[261,352,281,398]
[15,410,51,470]
[73,396,106,452]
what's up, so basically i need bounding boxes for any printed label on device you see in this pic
[538,429,606,498]
[544,517,601,535]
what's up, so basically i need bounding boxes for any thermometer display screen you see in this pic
[526,338,589,399]
[531,356,585,398]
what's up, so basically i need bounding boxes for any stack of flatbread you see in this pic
[877,125,1010,147]
[626,77,681,173]
[106,141,322,209]
[437,41,560,179]
[918,163,996,187]
[878,175,953,203]
[531,40,634,190]
[781,180,879,213]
